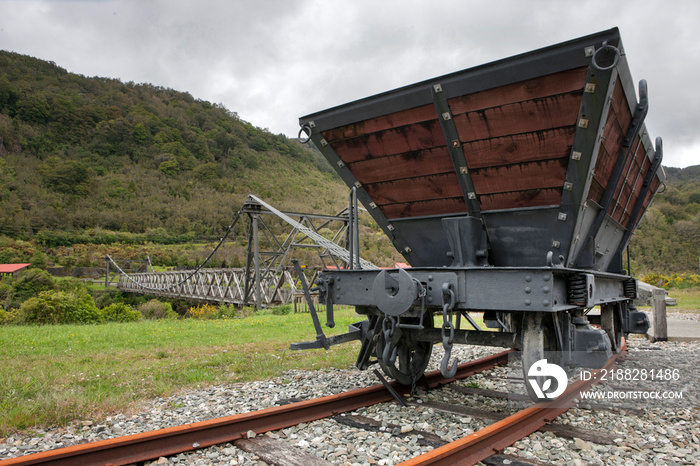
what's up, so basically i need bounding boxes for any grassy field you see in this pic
[637,288,700,313]
[0,309,362,435]
[668,288,700,310]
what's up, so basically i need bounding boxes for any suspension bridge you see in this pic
[106,193,378,308]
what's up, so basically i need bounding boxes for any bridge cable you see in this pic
[246,195,378,270]
[106,210,243,293]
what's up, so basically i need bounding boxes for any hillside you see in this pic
[629,164,700,274]
[0,50,698,274]
[0,50,347,240]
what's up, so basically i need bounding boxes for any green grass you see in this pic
[667,288,700,310]
[0,309,362,435]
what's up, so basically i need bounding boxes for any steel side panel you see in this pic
[570,201,634,272]
[593,215,627,271]
[482,208,561,267]
[380,207,564,268]
[383,217,452,267]
[327,268,631,313]
[462,269,565,312]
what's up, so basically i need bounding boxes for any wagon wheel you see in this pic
[521,312,563,401]
[376,314,433,386]
[601,303,623,352]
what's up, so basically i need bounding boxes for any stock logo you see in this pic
[527,359,568,400]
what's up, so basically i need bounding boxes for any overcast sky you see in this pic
[1,0,698,168]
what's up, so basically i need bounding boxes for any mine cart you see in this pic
[294,28,664,399]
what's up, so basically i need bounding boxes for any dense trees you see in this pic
[0,50,344,242]
[630,166,700,274]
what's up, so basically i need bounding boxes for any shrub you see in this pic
[94,290,147,309]
[271,304,292,316]
[11,269,54,298]
[55,277,91,294]
[0,308,21,324]
[101,302,141,322]
[218,303,237,319]
[641,272,700,290]
[186,303,219,320]
[138,299,178,320]
[18,290,102,324]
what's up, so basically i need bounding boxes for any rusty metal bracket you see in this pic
[373,369,408,407]
[292,259,329,349]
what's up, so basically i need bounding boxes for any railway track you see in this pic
[400,343,627,465]
[0,346,625,466]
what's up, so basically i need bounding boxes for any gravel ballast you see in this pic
[1,338,698,465]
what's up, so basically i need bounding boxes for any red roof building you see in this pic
[0,264,31,276]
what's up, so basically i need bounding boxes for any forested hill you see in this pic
[0,50,698,273]
[0,50,347,242]
[630,164,700,274]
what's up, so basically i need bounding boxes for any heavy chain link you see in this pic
[441,283,458,377]
[381,316,398,366]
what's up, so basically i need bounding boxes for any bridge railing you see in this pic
[116,267,320,307]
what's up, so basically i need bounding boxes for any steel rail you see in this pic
[0,351,511,466]
[399,342,628,466]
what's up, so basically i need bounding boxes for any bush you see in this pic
[101,302,141,322]
[641,272,700,290]
[270,304,292,315]
[138,299,178,320]
[186,303,243,320]
[11,269,55,298]
[18,290,102,324]
[55,277,91,294]
[0,308,21,324]
[186,303,219,320]
[218,303,237,319]
[94,290,147,309]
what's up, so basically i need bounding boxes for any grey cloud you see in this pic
[0,0,697,167]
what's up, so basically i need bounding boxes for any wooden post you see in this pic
[253,214,261,311]
[105,257,110,289]
[652,287,668,342]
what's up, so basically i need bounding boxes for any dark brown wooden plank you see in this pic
[608,76,633,130]
[471,159,568,195]
[479,188,562,211]
[612,146,650,225]
[328,120,445,162]
[364,122,445,155]
[234,436,333,466]
[591,77,635,206]
[333,414,448,448]
[632,177,659,230]
[447,67,588,114]
[411,400,616,445]
[483,453,561,466]
[366,173,463,205]
[599,107,626,169]
[611,161,638,223]
[462,127,575,169]
[381,197,466,219]
[322,104,438,141]
[348,147,454,184]
[452,93,583,142]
